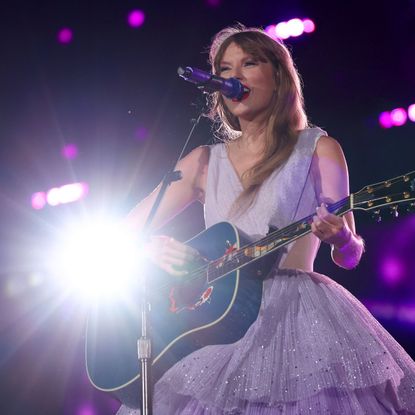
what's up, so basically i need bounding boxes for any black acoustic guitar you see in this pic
[86,171,415,408]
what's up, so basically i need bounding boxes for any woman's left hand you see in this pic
[311,203,351,248]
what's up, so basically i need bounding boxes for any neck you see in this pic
[237,118,268,153]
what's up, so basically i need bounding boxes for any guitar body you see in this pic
[86,222,274,408]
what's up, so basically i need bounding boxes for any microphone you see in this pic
[177,66,250,101]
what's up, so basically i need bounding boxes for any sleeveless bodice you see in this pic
[204,127,327,242]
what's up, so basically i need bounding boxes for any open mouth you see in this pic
[232,85,250,102]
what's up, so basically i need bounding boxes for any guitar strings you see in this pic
[159,175,412,291]
[169,197,349,288]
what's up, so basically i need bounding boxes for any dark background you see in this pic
[0,1,414,414]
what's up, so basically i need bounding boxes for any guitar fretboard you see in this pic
[205,196,351,283]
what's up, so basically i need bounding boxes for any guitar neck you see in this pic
[207,195,352,282]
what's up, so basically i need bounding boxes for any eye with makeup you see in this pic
[218,66,230,74]
[218,60,258,75]
[244,59,258,67]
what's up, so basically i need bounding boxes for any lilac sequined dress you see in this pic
[117,128,415,414]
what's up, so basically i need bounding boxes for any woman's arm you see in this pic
[126,145,210,276]
[310,136,364,269]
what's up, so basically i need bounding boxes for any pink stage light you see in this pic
[378,111,393,129]
[270,18,315,40]
[408,104,415,122]
[303,19,315,33]
[57,28,73,44]
[127,9,145,28]
[32,182,88,209]
[390,108,407,127]
[265,25,276,37]
[31,192,47,210]
[62,143,79,160]
[286,18,304,37]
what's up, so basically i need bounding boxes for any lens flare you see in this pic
[52,218,146,299]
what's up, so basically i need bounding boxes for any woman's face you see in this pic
[218,42,277,124]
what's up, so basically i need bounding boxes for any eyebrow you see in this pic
[219,56,255,65]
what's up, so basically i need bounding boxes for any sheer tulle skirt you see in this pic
[117,269,415,414]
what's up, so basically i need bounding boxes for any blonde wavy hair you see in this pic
[208,25,309,216]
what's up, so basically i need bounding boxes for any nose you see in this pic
[231,67,243,81]
[224,65,244,81]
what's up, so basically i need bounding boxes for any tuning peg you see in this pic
[372,209,382,223]
[390,205,399,218]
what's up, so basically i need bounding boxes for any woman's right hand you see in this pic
[146,235,201,277]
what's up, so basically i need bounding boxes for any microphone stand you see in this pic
[138,92,208,415]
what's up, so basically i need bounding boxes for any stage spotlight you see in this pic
[127,9,145,28]
[286,18,304,37]
[275,22,290,39]
[303,19,315,33]
[31,192,47,210]
[408,104,415,122]
[390,108,407,127]
[34,182,88,209]
[267,18,315,40]
[57,28,73,44]
[379,111,393,129]
[52,217,146,300]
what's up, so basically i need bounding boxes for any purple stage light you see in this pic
[31,192,47,210]
[127,9,145,28]
[379,111,393,128]
[77,405,96,415]
[390,107,407,127]
[303,19,315,33]
[57,28,73,44]
[408,104,415,122]
[135,126,149,141]
[380,256,405,285]
[205,0,221,6]
[364,300,396,320]
[62,143,79,160]
[287,18,304,37]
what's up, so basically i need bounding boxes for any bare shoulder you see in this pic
[311,135,350,202]
[181,145,210,168]
[180,145,210,181]
[314,135,345,161]
[312,135,348,180]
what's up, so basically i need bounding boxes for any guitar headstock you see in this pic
[353,171,415,213]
